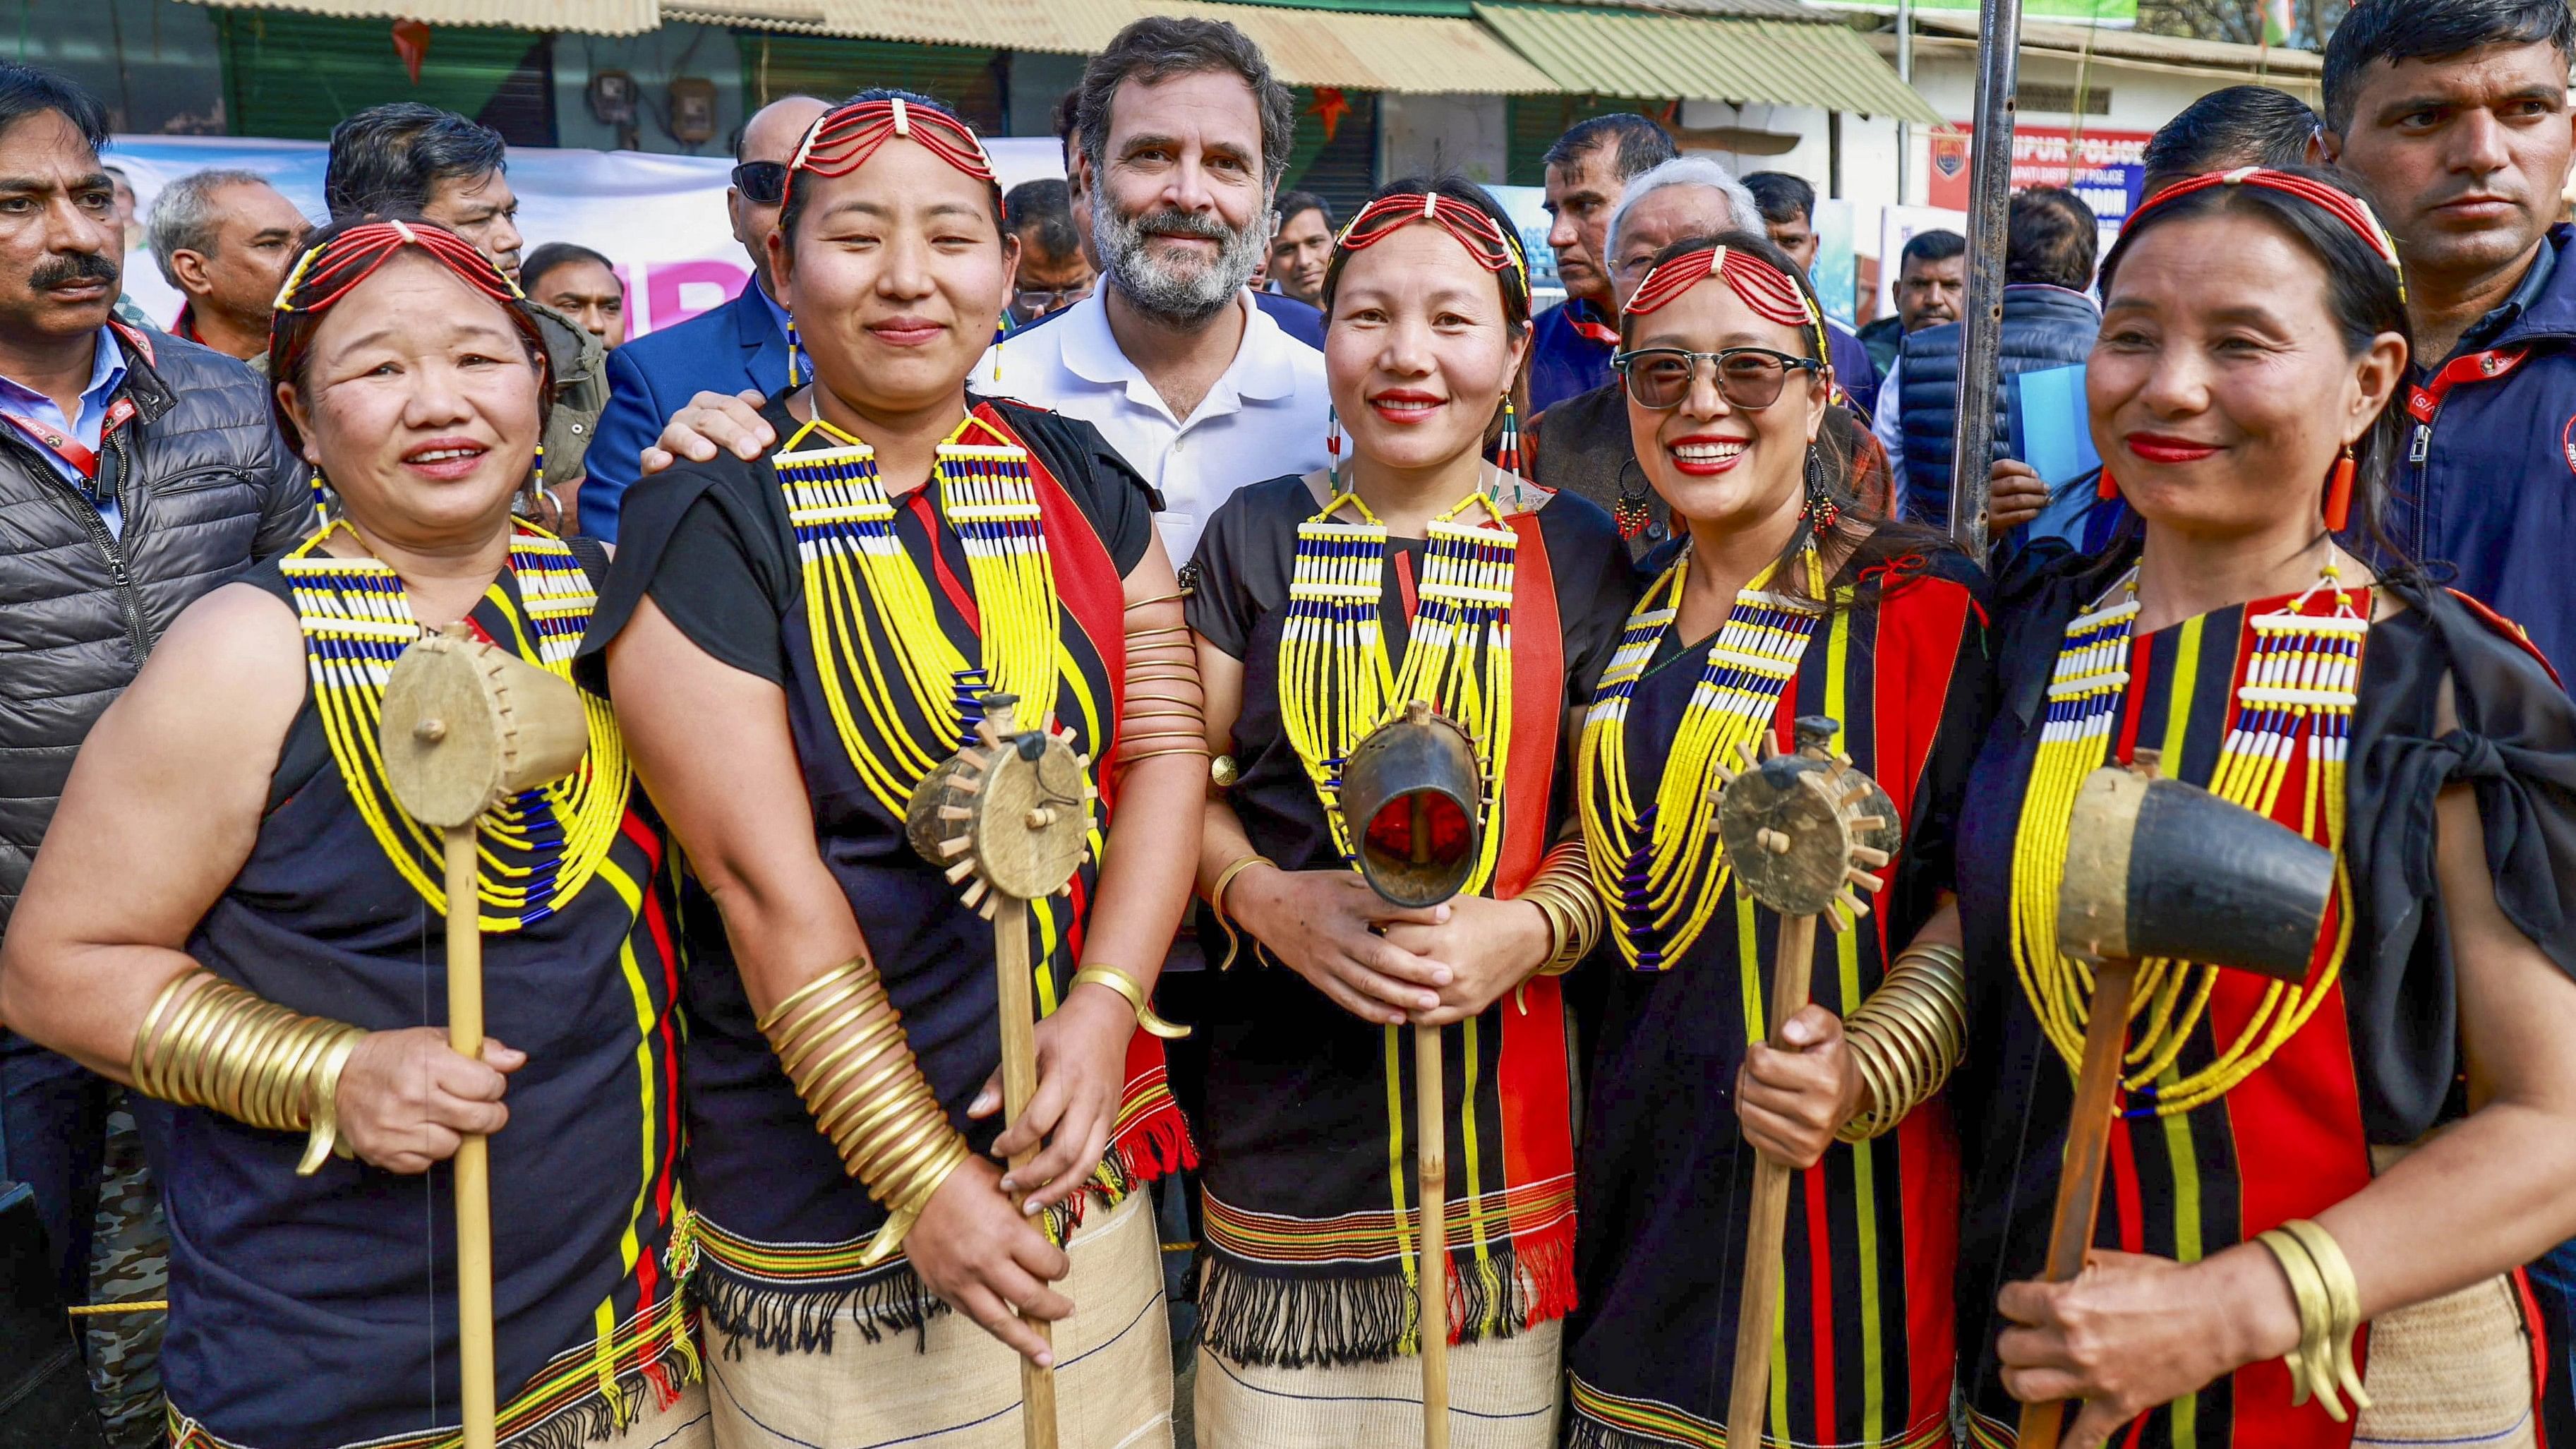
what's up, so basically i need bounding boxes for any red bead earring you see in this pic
[2323,445,2355,533]
[2097,467,2121,501]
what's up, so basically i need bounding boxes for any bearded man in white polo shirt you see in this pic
[637,17,1328,566]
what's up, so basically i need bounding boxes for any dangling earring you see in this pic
[2097,467,2121,501]
[1802,443,1840,535]
[1326,404,1344,495]
[2323,444,2355,532]
[528,443,558,530]
[1613,476,1653,542]
[307,469,330,531]
[784,315,802,390]
[1495,392,1522,477]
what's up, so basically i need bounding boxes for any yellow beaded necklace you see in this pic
[2010,562,2367,1114]
[1579,546,1824,970]
[774,410,1066,819]
[279,521,630,929]
[1277,486,1517,891]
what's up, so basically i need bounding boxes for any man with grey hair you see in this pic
[144,169,307,361]
[1529,154,1754,557]
[979,15,1328,563]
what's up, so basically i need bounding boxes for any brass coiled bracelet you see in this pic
[1836,942,1968,1142]
[758,956,973,1266]
[1119,591,1210,768]
[131,968,366,1176]
[1517,839,1603,978]
[2255,1218,2371,1422]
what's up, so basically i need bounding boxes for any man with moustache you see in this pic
[145,169,309,363]
[577,92,828,539]
[0,60,308,1436]
[2318,6,2576,1438]
[1527,113,1676,416]
[1858,228,1964,375]
[1528,155,1758,557]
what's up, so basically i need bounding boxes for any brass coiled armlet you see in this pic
[1119,589,1208,768]
[1836,942,1968,1142]
[759,957,975,1266]
[1517,839,1603,978]
[132,968,366,1177]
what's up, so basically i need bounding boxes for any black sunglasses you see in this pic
[732,161,789,206]
[1612,346,1822,412]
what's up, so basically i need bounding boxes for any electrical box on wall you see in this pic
[586,69,639,126]
[668,77,718,145]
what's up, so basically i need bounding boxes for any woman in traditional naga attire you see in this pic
[1560,229,1992,1449]
[0,217,701,1448]
[584,91,1201,1448]
[1954,168,2576,1449]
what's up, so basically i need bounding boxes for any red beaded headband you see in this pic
[1623,243,1831,365]
[2125,167,2405,302]
[268,219,550,437]
[781,95,1001,220]
[1335,191,1531,299]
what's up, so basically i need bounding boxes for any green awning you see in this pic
[1474,3,1941,124]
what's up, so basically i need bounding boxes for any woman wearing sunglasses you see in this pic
[1182,176,1638,1446]
[586,92,1200,1445]
[1561,231,1992,1449]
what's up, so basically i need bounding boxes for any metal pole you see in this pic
[1948,0,2021,565]
[1896,0,1915,207]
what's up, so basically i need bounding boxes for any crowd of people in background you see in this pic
[4,0,2576,1445]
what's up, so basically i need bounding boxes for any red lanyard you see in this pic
[2407,346,2529,424]
[0,395,133,480]
[1563,300,1619,348]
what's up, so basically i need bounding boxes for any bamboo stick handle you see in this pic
[993,894,1059,1449]
[2015,956,2141,1449]
[1416,1021,1450,1449]
[444,826,496,1449]
[1726,909,1820,1447]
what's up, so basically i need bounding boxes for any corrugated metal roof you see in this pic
[671,0,1133,51]
[179,0,661,36]
[1903,12,2323,76]
[1138,0,1559,93]
[1476,4,1942,123]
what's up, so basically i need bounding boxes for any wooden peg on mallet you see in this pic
[2015,754,2333,1449]
[1337,700,1490,1449]
[1711,716,1900,1447]
[379,624,591,1449]
[907,690,1097,1449]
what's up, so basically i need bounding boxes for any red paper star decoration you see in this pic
[1308,88,1352,145]
[392,19,431,84]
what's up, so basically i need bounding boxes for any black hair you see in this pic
[520,241,615,296]
[1053,88,1083,167]
[1004,178,1081,259]
[325,103,507,222]
[1276,189,1333,232]
[1319,174,1532,338]
[1743,172,1817,228]
[2140,85,2320,195]
[1541,113,1677,182]
[2323,0,2575,132]
[2006,186,2098,291]
[2100,166,2414,558]
[0,61,110,156]
[776,89,1005,258]
[1899,228,1967,270]
[1076,18,1296,190]
[1619,229,1954,608]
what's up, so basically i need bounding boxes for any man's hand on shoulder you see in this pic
[640,390,775,476]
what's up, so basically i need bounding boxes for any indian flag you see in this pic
[2263,0,2298,45]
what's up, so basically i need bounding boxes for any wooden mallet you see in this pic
[2016,754,2334,1449]
[1711,716,1900,1446]
[906,690,1097,1449]
[379,624,592,1449]
[1338,700,1491,1449]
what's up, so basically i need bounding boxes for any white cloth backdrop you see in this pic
[107,133,1069,338]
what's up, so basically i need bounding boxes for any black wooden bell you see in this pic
[2057,759,2333,982]
[1338,701,1486,909]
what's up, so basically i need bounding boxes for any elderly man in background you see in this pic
[323,102,605,510]
[144,169,308,362]
[575,92,826,539]
[1003,177,1096,325]
[1528,112,1676,415]
[0,61,310,1445]
[1529,155,1757,557]
[521,241,626,349]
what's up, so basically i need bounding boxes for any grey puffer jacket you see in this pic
[0,325,309,932]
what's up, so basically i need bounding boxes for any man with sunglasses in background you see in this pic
[577,93,827,541]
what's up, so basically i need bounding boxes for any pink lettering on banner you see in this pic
[643,260,750,332]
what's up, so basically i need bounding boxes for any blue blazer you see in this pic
[579,283,793,541]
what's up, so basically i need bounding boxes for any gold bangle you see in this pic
[756,956,874,1035]
[1124,587,1191,611]
[1835,946,1968,1141]
[2256,1227,2342,1419]
[858,1134,974,1268]
[131,970,204,1098]
[1071,965,1190,1040]
[2280,1219,2371,1415]
[297,1027,365,1175]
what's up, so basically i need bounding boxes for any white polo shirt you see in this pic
[976,289,1330,564]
